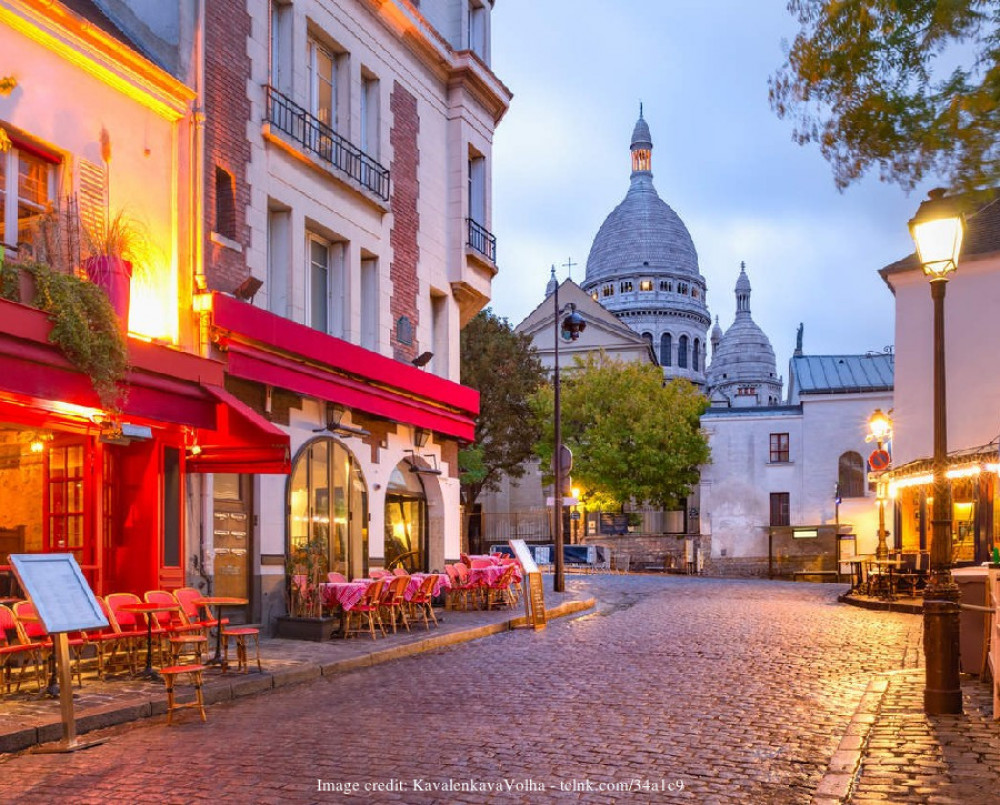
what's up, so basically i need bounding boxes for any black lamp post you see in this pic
[551,273,586,593]
[867,408,892,561]
[909,188,966,715]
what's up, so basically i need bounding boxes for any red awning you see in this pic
[185,385,291,474]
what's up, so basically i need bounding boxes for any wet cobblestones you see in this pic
[0,575,996,804]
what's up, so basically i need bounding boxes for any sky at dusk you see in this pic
[488,0,940,384]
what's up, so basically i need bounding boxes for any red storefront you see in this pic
[0,297,289,595]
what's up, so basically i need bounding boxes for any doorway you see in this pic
[213,473,252,622]
[384,461,427,572]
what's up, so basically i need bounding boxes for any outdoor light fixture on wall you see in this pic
[909,188,966,716]
[411,351,433,368]
[313,403,371,438]
[232,275,263,302]
[414,427,430,448]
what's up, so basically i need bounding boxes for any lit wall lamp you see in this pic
[405,449,442,475]
[313,402,371,437]
[414,427,430,448]
[411,351,433,368]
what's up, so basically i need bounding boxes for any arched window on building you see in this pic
[692,338,701,371]
[838,451,866,498]
[660,333,672,366]
[677,335,689,369]
[642,332,653,351]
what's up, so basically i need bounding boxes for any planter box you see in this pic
[275,615,340,642]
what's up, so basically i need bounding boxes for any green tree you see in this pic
[459,309,546,510]
[770,1,1000,193]
[531,353,710,512]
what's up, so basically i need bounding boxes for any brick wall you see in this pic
[389,81,420,362]
[204,0,252,293]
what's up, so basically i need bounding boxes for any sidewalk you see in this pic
[0,591,594,755]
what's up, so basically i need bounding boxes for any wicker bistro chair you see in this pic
[104,593,150,672]
[0,604,45,695]
[409,574,439,630]
[144,590,206,665]
[174,587,226,636]
[485,564,519,610]
[88,598,136,678]
[444,564,477,610]
[13,600,85,687]
[379,574,410,634]
[344,579,385,640]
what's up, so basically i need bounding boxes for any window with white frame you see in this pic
[467,152,485,225]
[468,1,486,59]
[360,71,380,159]
[309,37,343,132]
[308,232,347,337]
[269,0,293,93]
[267,205,291,317]
[0,142,56,253]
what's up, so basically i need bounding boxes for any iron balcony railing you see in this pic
[466,217,497,263]
[265,85,390,201]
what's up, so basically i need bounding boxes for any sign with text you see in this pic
[9,554,108,634]
[509,539,546,629]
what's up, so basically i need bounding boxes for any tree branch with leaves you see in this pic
[770,0,1000,194]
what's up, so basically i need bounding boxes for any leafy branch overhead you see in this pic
[531,353,710,512]
[459,310,546,508]
[770,0,1000,193]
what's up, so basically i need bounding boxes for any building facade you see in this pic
[882,193,1000,565]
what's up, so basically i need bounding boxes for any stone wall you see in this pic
[582,533,698,572]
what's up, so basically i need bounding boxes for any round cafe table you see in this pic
[118,602,180,682]
[197,596,249,669]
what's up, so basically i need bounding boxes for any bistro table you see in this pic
[118,602,179,682]
[841,555,871,593]
[197,596,249,669]
[868,558,906,600]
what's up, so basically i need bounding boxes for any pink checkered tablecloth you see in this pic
[320,581,371,612]
[406,573,451,600]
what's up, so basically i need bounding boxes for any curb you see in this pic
[838,593,923,615]
[2,597,595,754]
[812,676,890,804]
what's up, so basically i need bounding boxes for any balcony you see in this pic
[265,85,390,201]
[466,217,496,263]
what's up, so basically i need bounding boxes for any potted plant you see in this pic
[82,209,150,332]
[275,536,339,641]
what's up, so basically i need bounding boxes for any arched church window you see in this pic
[678,335,689,368]
[660,333,672,366]
[692,338,701,371]
[642,332,653,349]
[838,451,865,498]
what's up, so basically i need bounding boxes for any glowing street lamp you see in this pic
[909,188,965,715]
[866,408,893,560]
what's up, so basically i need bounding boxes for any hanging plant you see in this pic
[2,261,130,410]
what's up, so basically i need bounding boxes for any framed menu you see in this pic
[9,554,108,634]
[509,539,545,629]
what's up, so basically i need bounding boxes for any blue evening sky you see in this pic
[488,0,937,383]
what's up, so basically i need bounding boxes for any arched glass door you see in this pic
[385,461,427,572]
[288,437,368,579]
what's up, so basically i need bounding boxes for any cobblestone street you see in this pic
[2,575,998,804]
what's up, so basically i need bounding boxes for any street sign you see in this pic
[869,449,890,472]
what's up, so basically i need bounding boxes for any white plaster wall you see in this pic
[888,257,1000,466]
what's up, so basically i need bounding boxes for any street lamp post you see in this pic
[867,408,892,561]
[551,274,586,593]
[909,188,966,716]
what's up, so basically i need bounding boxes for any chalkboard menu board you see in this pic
[9,554,108,634]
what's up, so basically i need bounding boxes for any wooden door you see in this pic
[213,473,251,621]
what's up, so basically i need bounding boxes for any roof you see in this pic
[61,0,139,51]
[790,354,894,395]
[881,191,1000,279]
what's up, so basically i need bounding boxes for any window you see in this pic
[693,338,700,371]
[692,286,700,299]
[307,232,345,336]
[267,205,291,316]
[601,284,614,297]
[770,492,790,527]
[839,451,866,498]
[360,72,380,159]
[468,152,485,224]
[360,255,378,350]
[677,335,689,368]
[269,0,292,93]
[769,433,790,463]
[678,282,689,295]
[0,143,55,253]
[468,1,487,59]
[660,333,672,366]
[308,37,344,132]
[640,279,653,292]
[214,167,236,240]
[431,291,447,375]
[288,438,369,580]
[660,280,672,292]
[620,280,633,293]
[642,332,653,349]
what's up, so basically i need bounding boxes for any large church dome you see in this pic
[580,110,710,386]
[585,115,700,284]
[705,264,783,407]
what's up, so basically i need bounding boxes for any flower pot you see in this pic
[84,255,132,331]
[275,615,340,641]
